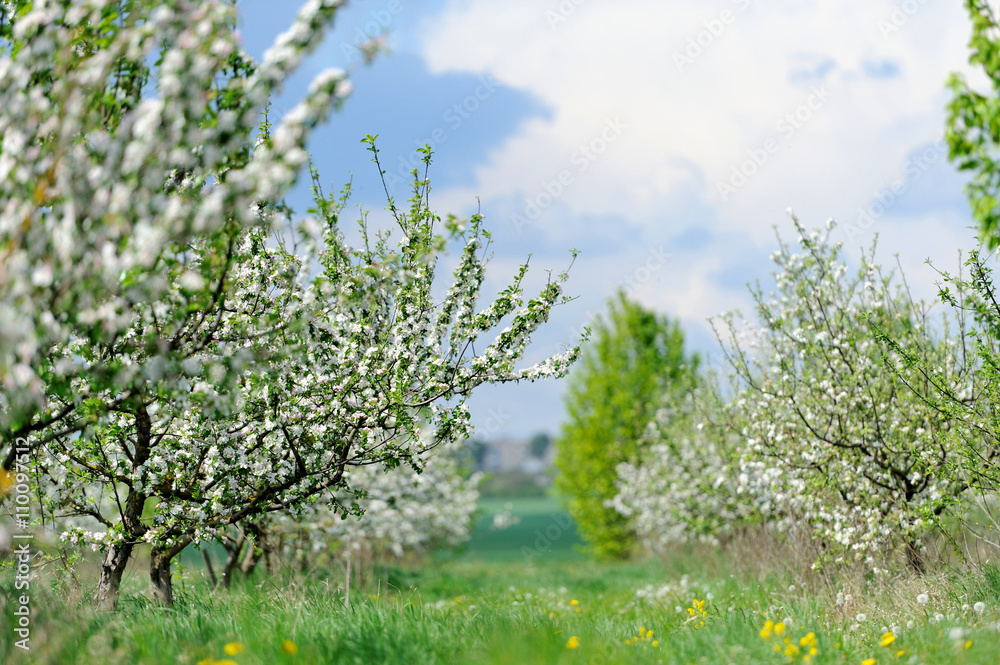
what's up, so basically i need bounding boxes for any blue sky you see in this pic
[237,0,981,441]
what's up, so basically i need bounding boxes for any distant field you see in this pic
[459,496,584,562]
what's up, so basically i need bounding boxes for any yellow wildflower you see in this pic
[774,622,786,636]
[760,620,774,639]
[0,468,12,498]
[282,639,298,655]
[223,643,244,656]
[566,636,580,649]
[964,640,972,650]
[570,599,579,606]
[861,659,876,665]
[879,633,895,647]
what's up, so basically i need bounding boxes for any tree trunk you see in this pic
[94,541,134,611]
[201,548,218,589]
[905,540,926,575]
[149,546,174,606]
[222,532,247,589]
[239,523,265,578]
[95,401,153,610]
[149,537,193,605]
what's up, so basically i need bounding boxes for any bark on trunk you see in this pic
[150,546,174,606]
[222,532,246,589]
[239,526,263,578]
[150,537,193,605]
[95,401,154,610]
[94,541,135,611]
[201,548,218,589]
[905,541,926,575]
[222,522,265,584]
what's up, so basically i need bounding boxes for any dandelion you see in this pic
[223,643,245,656]
[974,602,986,613]
[895,650,905,658]
[774,621,786,635]
[861,659,876,665]
[565,636,580,649]
[916,594,929,604]
[879,633,895,647]
[570,599,579,606]
[856,614,867,623]
[282,640,298,655]
[761,620,775,639]
[964,640,972,650]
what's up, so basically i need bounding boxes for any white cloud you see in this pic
[419,0,970,237]
[414,0,982,437]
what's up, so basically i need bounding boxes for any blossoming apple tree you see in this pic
[610,377,756,552]
[0,0,358,609]
[278,435,481,573]
[0,0,346,456]
[1,0,582,609]
[715,219,967,571]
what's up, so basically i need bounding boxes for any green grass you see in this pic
[3,499,1000,664]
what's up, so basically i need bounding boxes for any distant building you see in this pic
[479,438,555,474]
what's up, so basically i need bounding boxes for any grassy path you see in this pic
[3,499,1000,664]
